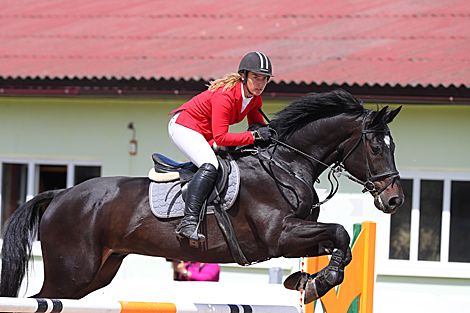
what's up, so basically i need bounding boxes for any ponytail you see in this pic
[207,73,242,92]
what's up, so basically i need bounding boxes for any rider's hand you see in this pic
[212,142,228,151]
[252,126,272,142]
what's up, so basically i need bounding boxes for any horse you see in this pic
[0,90,404,303]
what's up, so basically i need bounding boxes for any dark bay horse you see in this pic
[0,90,403,303]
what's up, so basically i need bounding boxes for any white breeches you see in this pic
[168,113,219,169]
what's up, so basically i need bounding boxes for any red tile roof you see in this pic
[1,0,469,88]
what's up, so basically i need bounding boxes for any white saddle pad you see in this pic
[148,156,240,218]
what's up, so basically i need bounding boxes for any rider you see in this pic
[168,51,273,241]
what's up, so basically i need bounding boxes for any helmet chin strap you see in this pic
[245,84,254,97]
[242,71,254,97]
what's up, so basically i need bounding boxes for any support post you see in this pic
[304,221,376,313]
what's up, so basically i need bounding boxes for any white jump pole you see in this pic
[0,297,300,313]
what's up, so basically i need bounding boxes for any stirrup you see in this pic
[190,199,208,247]
[174,216,206,247]
[175,181,211,248]
[189,230,206,248]
[174,224,206,241]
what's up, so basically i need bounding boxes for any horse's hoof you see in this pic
[304,276,319,304]
[303,265,344,303]
[304,271,335,304]
[283,271,309,291]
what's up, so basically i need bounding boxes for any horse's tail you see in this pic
[0,189,64,297]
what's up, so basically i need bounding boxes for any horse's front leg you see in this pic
[284,248,350,304]
[277,219,352,304]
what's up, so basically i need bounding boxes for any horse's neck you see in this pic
[284,115,359,177]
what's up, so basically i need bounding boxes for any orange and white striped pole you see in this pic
[0,298,300,313]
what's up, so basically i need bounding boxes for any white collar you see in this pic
[241,84,252,113]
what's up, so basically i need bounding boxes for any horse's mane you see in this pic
[269,89,367,141]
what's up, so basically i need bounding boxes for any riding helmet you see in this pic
[238,52,274,78]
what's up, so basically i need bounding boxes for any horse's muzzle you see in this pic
[375,189,404,214]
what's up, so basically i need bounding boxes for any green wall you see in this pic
[1,96,187,176]
[1,96,469,179]
[378,104,470,171]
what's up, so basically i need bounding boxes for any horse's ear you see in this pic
[370,106,388,127]
[384,106,402,124]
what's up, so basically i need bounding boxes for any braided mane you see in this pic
[270,90,367,141]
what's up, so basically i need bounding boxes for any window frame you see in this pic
[376,169,470,279]
[0,156,101,235]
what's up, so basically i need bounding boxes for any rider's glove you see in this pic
[252,126,272,142]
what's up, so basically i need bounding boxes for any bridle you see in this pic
[250,110,400,211]
[334,110,400,204]
[340,111,400,191]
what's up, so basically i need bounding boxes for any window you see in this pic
[379,170,470,278]
[0,158,101,234]
[389,179,411,260]
[1,163,28,228]
[449,181,470,263]
[75,166,101,185]
[39,165,67,193]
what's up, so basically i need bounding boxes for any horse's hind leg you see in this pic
[34,251,97,298]
[77,253,127,297]
[35,247,125,299]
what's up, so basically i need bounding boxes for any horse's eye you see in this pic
[371,146,381,155]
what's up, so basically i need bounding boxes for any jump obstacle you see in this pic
[0,298,299,313]
[0,222,375,313]
[302,221,376,313]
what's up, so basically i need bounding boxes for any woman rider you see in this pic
[168,52,273,241]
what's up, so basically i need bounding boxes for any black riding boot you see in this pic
[175,163,218,241]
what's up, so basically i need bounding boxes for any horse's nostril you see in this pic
[388,196,402,208]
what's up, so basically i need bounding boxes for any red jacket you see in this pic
[170,82,265,146]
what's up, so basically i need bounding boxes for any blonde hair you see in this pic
[207,73,242,92]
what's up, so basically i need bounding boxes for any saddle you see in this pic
[151,153,231,206]
[148,153,250,264]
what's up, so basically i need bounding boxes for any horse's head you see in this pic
[342,106,404,213]
[270,90,404,213]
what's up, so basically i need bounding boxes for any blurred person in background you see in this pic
[172,260,220,282]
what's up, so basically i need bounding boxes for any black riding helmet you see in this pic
[238,52,273,84]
